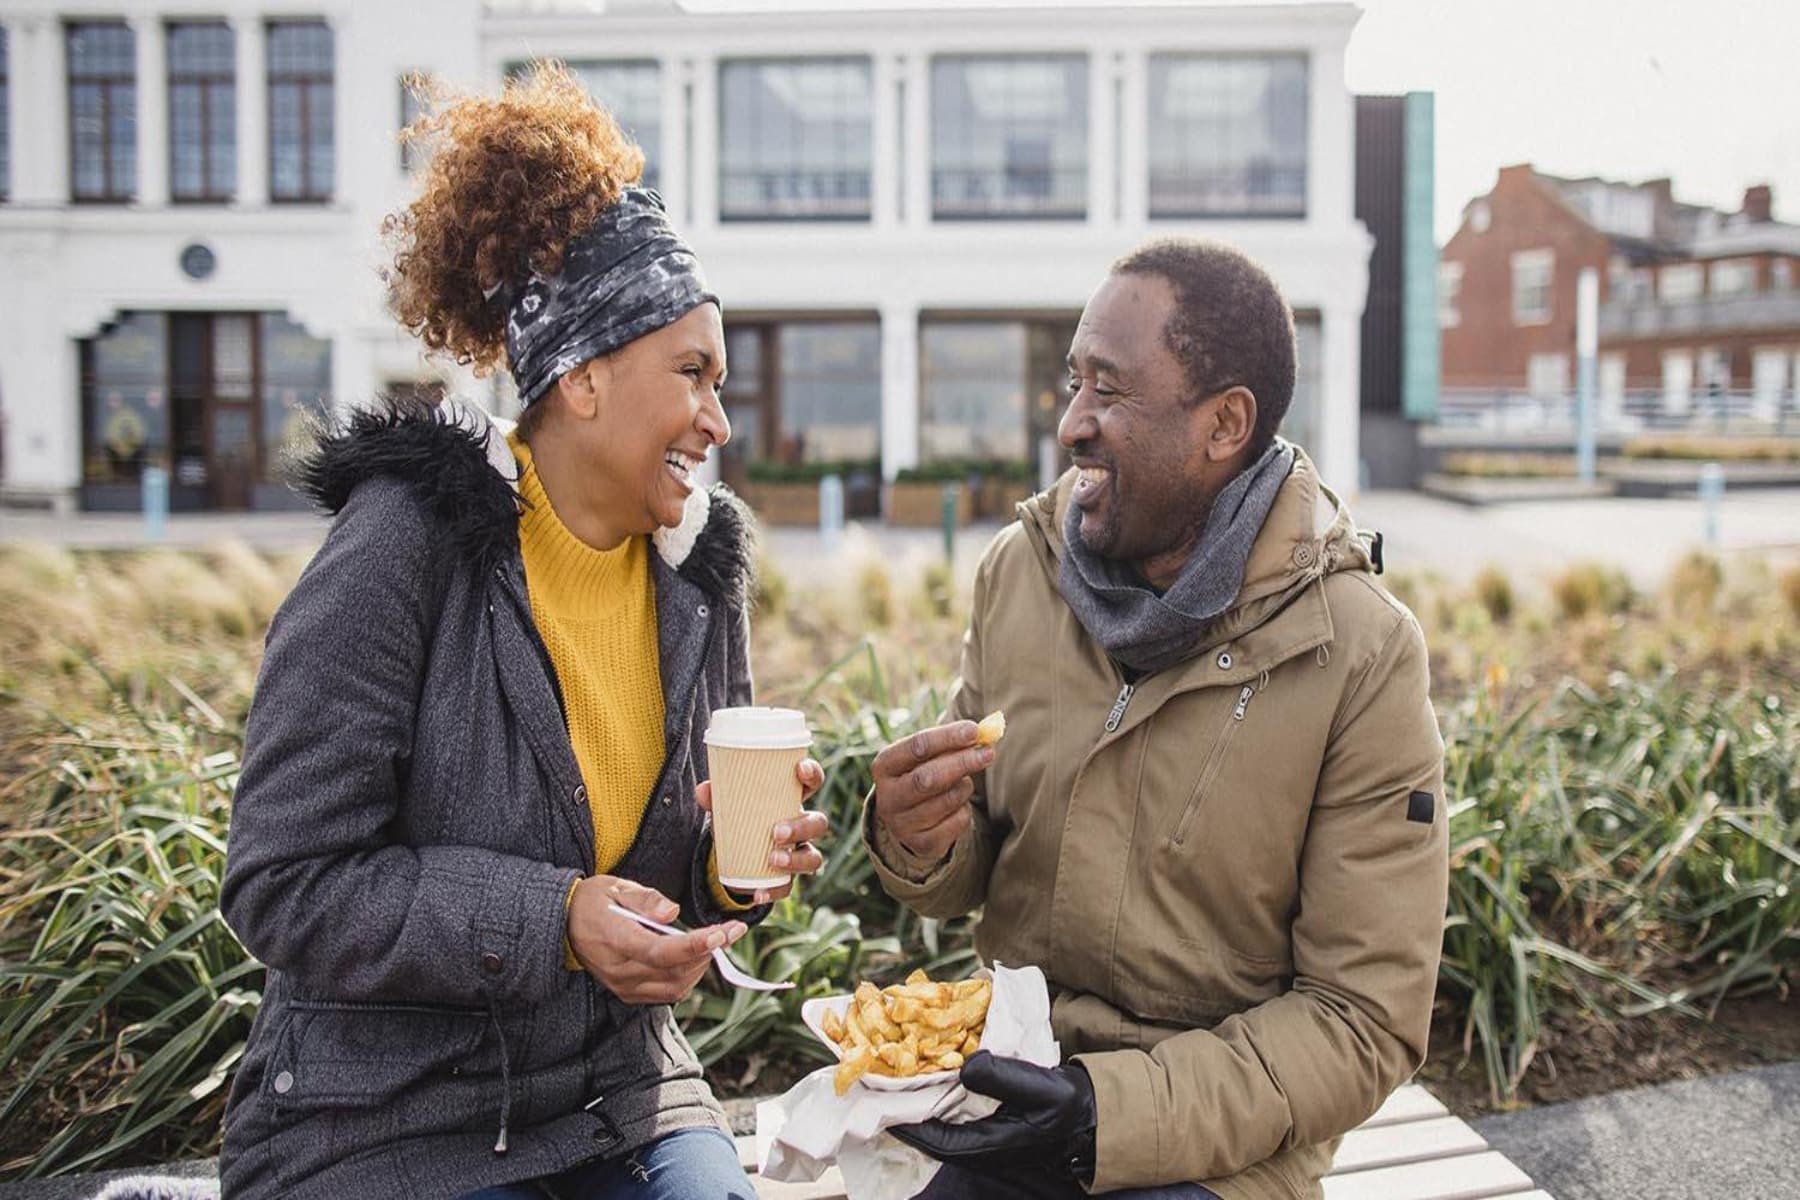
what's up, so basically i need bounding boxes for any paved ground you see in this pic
[1471,1060,1800,1200]
[5,488,1799,594]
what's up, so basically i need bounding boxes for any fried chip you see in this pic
[975,710,1007,747]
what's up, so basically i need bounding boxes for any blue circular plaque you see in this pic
[180,243,217,280]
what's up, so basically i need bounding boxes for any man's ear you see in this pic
[1202,385,1258,463]
[554,358,607,420]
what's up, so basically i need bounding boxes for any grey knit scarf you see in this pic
[1058,439,1296,674]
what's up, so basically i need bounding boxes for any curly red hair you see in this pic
[383,63,646,374]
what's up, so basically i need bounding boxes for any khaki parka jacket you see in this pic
[865,451,1449,1198]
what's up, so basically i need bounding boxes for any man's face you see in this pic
[1058,273,1214,567]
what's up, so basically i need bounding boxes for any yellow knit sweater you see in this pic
[512,434,664,876]
[509,435,750,963]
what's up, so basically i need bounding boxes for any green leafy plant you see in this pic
[0,676,259,1179]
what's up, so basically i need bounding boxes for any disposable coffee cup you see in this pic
[704,706,813,890]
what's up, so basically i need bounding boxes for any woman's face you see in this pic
[552,303,731,540]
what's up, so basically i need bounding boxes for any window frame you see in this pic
[1707,257,1757,297]
[0,24,10,202]
[1510,247,1555,326]
[1145,51,1310,220]
[398,71,427,174]
[717,56,874,223]
[564,59,663,193]
[928,53,1090,222]
[266,19,334,204]
[67,20,138,204]
[1658,262,1704,303]
[1437,261,1463,329]
[167,20,236,204]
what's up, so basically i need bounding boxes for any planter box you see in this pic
[739,481,821,526]
[886,481,972,527]
[974,477,1036,521]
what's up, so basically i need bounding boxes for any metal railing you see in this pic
[1147,164,1306,218]
[931,167,1087,219]
[1598,291,1800,339]
[1433,387,1800,439]
[719,168,871,220]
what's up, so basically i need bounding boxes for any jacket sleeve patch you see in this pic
[1406,790,1435,824]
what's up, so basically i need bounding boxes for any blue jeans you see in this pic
[459,1128,755,1200]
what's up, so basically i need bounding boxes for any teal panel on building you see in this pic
[1401,90,1438,421]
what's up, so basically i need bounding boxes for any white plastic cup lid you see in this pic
[704,706,812,750]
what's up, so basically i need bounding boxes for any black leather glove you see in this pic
[890,1051,1099,1183]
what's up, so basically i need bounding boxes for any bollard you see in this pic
[141,465,170,543]
[1698,460,1724,548]
[819,472,844,555]
[940,483,957,563]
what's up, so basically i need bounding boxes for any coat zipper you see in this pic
[1170,685,1257,847]
[1104,681,1136,733]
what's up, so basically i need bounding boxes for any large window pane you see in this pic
[932,55,1087,219]
[259,314,331,480]
[68,22,137,202]
[920,321,1029,462]
[568,61,661,192]
[779,322,881,463]
[1,26,11,201]
[1149,54,1307,218]
[267,21,333,201]
[83,312,168,485]
[1283,314,1322,455]
[719,58,872,220]
[168,22,235,201]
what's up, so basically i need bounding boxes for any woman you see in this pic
[217,67,826,1199]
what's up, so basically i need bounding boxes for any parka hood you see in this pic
[290,396,756,609]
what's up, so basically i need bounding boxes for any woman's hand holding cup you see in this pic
[701,707,826,904]
[696,756,827,904]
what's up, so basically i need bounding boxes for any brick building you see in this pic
[1439,164,1800,426]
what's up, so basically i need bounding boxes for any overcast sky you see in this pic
[687,0,1800,243]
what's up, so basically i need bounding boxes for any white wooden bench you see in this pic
[737,1084,1551,1199]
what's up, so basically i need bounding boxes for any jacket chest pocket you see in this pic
[1168,684,1258,847]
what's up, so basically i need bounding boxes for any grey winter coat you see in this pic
[217,399,766,1199]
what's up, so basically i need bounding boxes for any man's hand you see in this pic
[566,876,746,1005]
[890,1052,1098,1182]
[871,721,994,863]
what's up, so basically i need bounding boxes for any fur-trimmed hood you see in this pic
[292,397,756,609]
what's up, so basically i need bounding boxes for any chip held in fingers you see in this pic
[820,969,991,1094]
[974,711,1007,748]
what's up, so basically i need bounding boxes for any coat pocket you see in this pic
[267,999,490,1110]
[1168,685,1257,847]
[264,999,490,1193]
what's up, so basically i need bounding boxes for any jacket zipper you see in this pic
[1170,685,1256,847]
[1103,681,1136,733]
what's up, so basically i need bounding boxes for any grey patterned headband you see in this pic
[500,187,719,408]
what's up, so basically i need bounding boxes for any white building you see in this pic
[0,0,1371,515]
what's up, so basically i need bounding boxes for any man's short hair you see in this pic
[1110,237,1297,458]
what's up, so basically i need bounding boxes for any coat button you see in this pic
[1217,651,1233,670]
[482,952,504,975]
[1294,544,1314,567]
[273,1070,294,1095]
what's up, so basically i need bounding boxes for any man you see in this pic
[866,238,1449,1199]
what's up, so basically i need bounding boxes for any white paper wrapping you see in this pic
[756,962,1059,1199]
